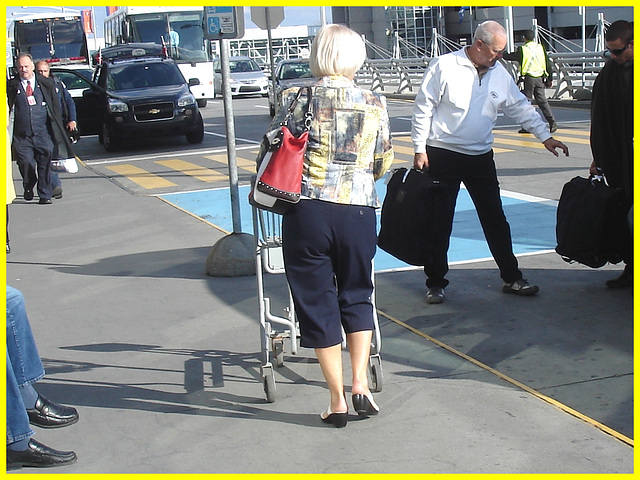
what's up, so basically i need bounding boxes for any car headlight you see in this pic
[108,98,129,113]
[258,76,269,86]
[178,93,196,107]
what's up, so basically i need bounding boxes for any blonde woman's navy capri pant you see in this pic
[282,199,377,349]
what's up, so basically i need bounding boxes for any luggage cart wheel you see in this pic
[261,364,277,402]
[272,337,285,367]
[369,355,383,393]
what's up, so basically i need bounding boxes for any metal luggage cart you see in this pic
[252,205,384,403]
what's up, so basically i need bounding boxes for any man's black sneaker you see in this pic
[502,279,539,296]
[426,287,445,304]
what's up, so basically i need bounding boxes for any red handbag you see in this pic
[251,87,313,213]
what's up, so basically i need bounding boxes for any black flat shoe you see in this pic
[27,395,79,429]
[321,406,348,428]
[352,393,379,417]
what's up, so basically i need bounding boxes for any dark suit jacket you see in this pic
[7,73,75,159]
[590,59,634,200]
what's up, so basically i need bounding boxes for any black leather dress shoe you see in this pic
[7,439,77,469]
[27,395,79,428]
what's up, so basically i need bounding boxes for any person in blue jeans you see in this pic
[6,285,79,469]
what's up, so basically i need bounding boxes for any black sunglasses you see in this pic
[606,42,630,56]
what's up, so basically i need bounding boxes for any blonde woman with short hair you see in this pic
[259,23,394,428]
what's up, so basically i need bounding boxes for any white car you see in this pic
[213,56,269,98]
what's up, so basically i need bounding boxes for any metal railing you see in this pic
[548,51,606,100]
[354,52,606,100]
[355,57,431,94]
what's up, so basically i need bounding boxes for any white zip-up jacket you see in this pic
[412,48,551,156]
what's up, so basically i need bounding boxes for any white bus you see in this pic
[104,7,214,107]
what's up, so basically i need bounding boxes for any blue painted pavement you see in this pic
[160,180,557,272]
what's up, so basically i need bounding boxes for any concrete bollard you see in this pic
[206,232,255,277]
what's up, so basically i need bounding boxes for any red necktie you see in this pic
[26,82,33,96]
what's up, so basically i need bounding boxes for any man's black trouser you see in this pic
[423,145,522,289]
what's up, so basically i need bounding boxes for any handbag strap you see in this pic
[281,86,313,131]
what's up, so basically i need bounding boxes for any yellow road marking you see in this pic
[554,128,590,137]
[156,159,226,183]
[106,164,176,189]
[493,137,547,149]
[494,147,514,154]
[204,152,258,174]
[392,135,412,145]
[393,143,415,156]
[236,155,258,173]
[204,153,229,166]
[497,130,590,145]
[376,308,634,447]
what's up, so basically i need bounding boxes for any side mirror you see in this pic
[188,78,200,86]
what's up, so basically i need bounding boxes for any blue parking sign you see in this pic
[204,6,244,40]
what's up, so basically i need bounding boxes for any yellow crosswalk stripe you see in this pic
[497,130,590,144]
[493,137,547,149]
[203,153,229,166]
[392,135,412,145]
[156,159,226,183]
[106,164,177,189]
[203,152,258,173]
[555,128,590,137]
[236,153,258,173]
[393,136,513,154]
[393,143,415,156]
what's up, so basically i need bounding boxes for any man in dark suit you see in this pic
[7,53,74,204]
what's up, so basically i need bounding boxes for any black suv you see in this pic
[52,43,204,151]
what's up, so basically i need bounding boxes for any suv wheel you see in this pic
[102,123,119,152]
[186,112,205,144]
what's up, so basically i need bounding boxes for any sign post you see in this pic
[250,7,284,114]
[203,7,254,277]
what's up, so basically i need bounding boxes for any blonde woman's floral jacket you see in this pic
[260,75,394,208]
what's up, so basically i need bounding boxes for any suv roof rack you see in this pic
[95,43,167,64]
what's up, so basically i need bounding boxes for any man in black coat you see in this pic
[589,20,634,288]
[7,53,74,204]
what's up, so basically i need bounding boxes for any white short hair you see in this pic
[310,24,366,78]
[473,20,507,45]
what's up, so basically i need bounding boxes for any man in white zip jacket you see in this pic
[411,20,569,304]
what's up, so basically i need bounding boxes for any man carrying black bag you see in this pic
[588,20,634,289]
[411,21,569,304]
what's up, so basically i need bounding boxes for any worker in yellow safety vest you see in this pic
[505,29,558,133]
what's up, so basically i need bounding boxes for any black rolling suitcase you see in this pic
[555,175,631,268]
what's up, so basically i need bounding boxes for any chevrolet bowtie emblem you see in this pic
[148,108,160,114]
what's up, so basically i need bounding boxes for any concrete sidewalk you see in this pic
[6,157,633,473]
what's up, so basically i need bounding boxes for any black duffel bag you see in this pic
[378,167,452,266]
[555,175,631,268]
